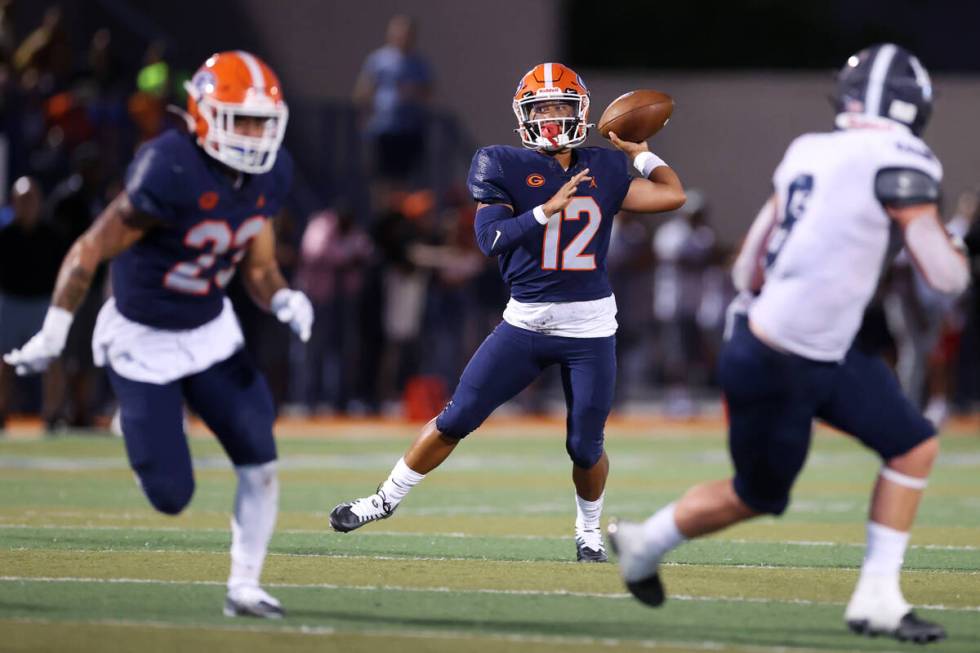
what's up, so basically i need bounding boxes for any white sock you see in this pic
[575,492,604,533]
[861,521,910,578]
[228,461,278,590]
[378,457,425,507]
[641,502,687,563]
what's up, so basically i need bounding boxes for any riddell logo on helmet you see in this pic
[526,174,545,187]
[198,191,219,210]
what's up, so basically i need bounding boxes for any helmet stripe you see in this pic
[908,55,933,101]
[236,50,266,91]
[864,43,897,117]
[544,62,553,87]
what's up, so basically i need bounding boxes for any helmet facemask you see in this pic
[513,91,590,152]
[186,82,289,174]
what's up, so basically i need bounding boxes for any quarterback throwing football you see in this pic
[330,63,685,562]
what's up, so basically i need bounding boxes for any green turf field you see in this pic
[1,420,978,652]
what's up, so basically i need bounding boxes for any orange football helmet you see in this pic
[512,63,591,151]
[184,51,288,174]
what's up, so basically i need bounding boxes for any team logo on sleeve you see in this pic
[198,191,219,210]
[526,174,546,187]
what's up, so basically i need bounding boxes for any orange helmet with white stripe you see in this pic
[184,51,288,174]
[512,63,591,152]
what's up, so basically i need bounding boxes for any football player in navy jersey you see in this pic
[4,51,313,618]
[330,63,685,561]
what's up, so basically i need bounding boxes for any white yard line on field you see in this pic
[2,523,978,551]
[1,575,978,613]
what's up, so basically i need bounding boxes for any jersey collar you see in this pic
[834,112,911,134]
[535,147,584,175]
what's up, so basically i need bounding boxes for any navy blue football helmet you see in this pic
[835,43,933,135]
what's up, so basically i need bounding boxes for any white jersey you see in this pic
[749,122,943,362]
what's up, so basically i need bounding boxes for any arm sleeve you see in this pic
[124,143,180,224]
[875,167,941,208]
[467,148,513,206]
[474,204,546,257]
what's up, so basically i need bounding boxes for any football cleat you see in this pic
[575,528,608,562]
[845,574,945,643]
[607,519,665,607]
[847,611,946,644]
[329,488,396,533]
[223,585,284,619]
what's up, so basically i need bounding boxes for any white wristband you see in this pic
[42,306,73,350]
[532,205,552,225]
[634,151,667,178]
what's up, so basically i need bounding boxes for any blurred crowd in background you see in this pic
[0,7,978,432]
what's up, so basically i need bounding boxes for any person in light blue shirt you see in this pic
[354,15,433,182]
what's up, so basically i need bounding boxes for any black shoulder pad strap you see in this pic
[875,167,940,207]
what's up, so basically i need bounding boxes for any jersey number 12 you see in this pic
[541,197,601,271]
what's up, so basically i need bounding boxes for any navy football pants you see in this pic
[107,349,277,515]
[436,321,616,469]
[719,317,935,515]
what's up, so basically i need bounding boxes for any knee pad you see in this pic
[566,440,604,470]
[565,406,608,469]
[137,470,194,516]
[733,474,790,516]
[435,397,486,440]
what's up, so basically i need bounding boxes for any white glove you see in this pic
[270,288,313,342]
[3,306,73,375]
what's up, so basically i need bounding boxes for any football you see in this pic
[596,89,674,142]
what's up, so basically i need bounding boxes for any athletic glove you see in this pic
[270,289,313,342]
[3,306,73,375]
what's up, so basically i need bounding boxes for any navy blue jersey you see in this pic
[113,130,293,329]
[467,145,632,302]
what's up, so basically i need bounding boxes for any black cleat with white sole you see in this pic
[329,489,396,533]
[847,611,946,644]
[575,534,609,563]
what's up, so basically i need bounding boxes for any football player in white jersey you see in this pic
[607,44,968,644]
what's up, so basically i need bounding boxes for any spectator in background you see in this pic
[295,206,373,413]
[376,191,431,411]
[608,211,655,402]
[353,15,433,189]
[962,194,980,411]
[46,144,108,428]
[0,177,63,430]
[13,6,72,94]
[651,190,717,416]
[127,40,171,145]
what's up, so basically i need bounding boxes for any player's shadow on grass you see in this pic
[0,601,57,613]
[284,609,876,651]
